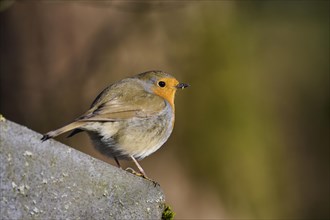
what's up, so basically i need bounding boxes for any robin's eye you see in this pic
[158,81,166,87]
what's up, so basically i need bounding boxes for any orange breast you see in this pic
[151,78,178,110]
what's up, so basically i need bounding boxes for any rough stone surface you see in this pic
[0,117,165,219]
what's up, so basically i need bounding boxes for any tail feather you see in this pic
[41,121,83,141]
[41,134,52,142]
[67,128,83,138]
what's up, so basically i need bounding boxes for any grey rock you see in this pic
[0,117,165,219]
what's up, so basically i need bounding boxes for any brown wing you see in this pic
[76,79,166,122]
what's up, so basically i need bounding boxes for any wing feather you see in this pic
[76,79,166,122]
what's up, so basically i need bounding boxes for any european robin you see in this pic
[41,70,189,179]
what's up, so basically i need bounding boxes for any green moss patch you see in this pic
[162,204,175,220]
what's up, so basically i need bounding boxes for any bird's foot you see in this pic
[125,167,159,187]
[125,167,143,176]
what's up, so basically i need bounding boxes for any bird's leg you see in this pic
[124,156,159,186]
[130,156,147,177]
[124,156,142,176]
[114,157,121,168]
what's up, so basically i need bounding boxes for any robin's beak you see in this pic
[176,82,190,90]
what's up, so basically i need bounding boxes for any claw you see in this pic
[125,167,143,176]
[125,167,159,187]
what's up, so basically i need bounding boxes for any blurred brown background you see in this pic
[0,1,329,219]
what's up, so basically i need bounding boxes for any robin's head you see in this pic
[136,70,189,108]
